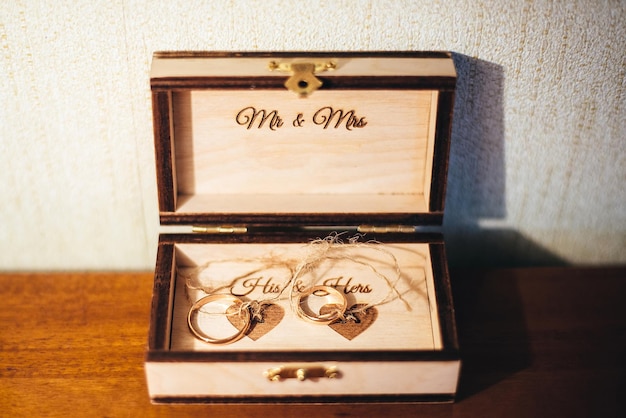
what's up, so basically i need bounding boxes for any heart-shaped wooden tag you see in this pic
[321,303,378,340]
[227,303,285,341]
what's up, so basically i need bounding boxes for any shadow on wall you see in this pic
[443,53,567,268]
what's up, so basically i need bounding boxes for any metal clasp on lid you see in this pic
[268,60,336,96]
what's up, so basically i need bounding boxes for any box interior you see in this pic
[169,89,439,215]
[168,240,442,352]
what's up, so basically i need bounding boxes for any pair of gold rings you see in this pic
[187,285,347,345]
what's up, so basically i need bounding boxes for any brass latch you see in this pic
[264,364,339,381]
[268,60,336,96]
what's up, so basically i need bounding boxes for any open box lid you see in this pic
[151,52,456,227]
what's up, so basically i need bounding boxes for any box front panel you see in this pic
[146,360,460,399]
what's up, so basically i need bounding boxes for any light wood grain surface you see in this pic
[1,267,624,417]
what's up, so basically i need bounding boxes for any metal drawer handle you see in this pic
[264,364,339,381]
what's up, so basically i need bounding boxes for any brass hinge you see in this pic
[357,225,416,234]
[192,225,248,234]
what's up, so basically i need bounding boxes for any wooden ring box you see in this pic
[145,51,460,403]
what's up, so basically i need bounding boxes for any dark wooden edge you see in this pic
[428,91,455,213]
[159,212,445,227]
[157,231,446,245]
[429,243,459,351]
[146,348,460,363]
[153,51,453,59]
[152,91,176,212]
[151,76,456,90]
[148,242,176,350]
[150,393,456,404]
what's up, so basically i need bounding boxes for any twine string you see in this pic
[182,234,420,324]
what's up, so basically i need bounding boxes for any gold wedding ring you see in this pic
[296,285,347,325]
[187,294,251,345]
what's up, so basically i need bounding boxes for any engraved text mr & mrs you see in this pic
[235,106,368,131]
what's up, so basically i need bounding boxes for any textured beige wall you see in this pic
[0,0,624,270]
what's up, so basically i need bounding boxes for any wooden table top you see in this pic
[1,267,624,417]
